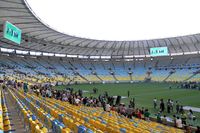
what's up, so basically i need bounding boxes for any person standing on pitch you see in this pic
[160,99,165,113]
[128,90,130,98]
[153,98,157,109]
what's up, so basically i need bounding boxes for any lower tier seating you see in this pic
[10,89,184,133]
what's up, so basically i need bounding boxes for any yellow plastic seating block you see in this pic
[29,119,36,133]
[142,130,151,133]
[3,125,12,132]
[79,119,85,125]
[3,116,9,121]
[62,117,69,125]
[35,125,42,133]
[3,119,11,126]
[41,127,48,133]
[100,124,107,132]
[93,120,102,129]
[61,127,71,133]
[95,129,104,133]
[67,119,74,130]
[0,124,3,131]
[73,122,80,133]
[37,122,44,129]
[23,111,30,126]
[35,125,48,133]
[106,126,115,133]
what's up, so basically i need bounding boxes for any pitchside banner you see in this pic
[150,47,169,56]
[3,21,21,44]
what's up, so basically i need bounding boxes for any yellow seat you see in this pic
[41,127,48,133]
[3,120,11,126]
[3,125,12,131]
[61,128,71,133]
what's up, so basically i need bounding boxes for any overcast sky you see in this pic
[26,0,200,41]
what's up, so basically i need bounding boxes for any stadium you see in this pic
[0,0,200,132]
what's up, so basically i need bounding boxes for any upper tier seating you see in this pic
[0,55,200,83]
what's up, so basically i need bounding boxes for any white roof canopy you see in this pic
[0,0,200,56]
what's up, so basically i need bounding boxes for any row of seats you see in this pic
[8,89,48,133]
[16,89,105,133]
[14,89,184,133]
[12,89,72,133]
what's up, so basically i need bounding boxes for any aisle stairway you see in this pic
[4,91,26,133]
[5,89,48,133]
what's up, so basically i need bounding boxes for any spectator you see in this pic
[179,105,184,114]
[83,97,88,105]
[126,105,133,119]
[181,111,187,125]
[156,112,162,123]
[170,100,174,112]
[188,109,194,125]
[196,126,200,133]
[2,82,6,90]
[130,98,135,108]
[144,109,150,121]
[153,98,157,109]
[35,87,40,97]
[111,105,117,112]
[75,97,81,105]
[14,80,17,89]
[127,90,130,98]
[23,82,28,93]
[167,99,171,113]
[185,126,192,133]
[162,115,167,125]
[173,115,176,127]
[121,104,127,116]
[105,103,111,112]
[136,109,142,119]
[176,101,180,114]
[141,107,144,115]
[176,117,183,128]
[41,89,46,97]
[160,99,165,112]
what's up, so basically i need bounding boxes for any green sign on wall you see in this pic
[150,47,169,56]
[3,21,21,44]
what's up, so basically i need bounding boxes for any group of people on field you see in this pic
[153,98,197,128]
[180,82,200,90]
[153,98,184,113]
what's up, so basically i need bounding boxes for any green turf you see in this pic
[54,82,200,126]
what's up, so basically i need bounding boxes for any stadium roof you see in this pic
[0,0,200,56]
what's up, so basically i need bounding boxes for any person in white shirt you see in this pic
[105,103,111,112]
[170,100,174,112]
[75,98,80,105]
[176,117,183,128]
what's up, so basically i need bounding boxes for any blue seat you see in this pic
[78,125,87,133]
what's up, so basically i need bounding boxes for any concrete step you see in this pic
[4,91,26,133]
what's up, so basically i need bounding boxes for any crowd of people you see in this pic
[153,98,197,128]
[31,85,152,122]
[180,82,200,90]
[1,79,200,132]
[30,84,199,130]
